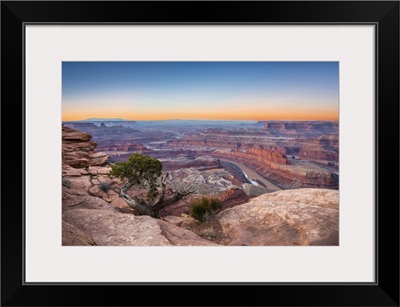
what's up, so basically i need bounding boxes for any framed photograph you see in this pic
[1,1,399,306]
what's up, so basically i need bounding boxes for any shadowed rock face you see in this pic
[216,189,339,246]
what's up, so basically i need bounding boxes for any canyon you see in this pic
[61,120,339,246]
[63,119,339,190]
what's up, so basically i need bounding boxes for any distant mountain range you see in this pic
[64,118,337,129]
[82,118,129,121]
[66,118,258,127]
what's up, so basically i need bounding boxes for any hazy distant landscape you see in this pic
[62,62,339,246]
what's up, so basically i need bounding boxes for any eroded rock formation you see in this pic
[62,126,108,168]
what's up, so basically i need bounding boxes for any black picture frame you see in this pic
[1,1,399,306]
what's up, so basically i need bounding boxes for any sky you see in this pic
[62,62,339,121]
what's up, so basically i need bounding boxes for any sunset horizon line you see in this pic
[62,117,339,122]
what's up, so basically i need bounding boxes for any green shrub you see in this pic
[99,182,112,193]
[190,200,209,222]
[190,196,221,223]
[209,198,221,211]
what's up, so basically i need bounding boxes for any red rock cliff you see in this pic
[62,126,108,168]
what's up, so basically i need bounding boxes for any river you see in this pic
[219,159,282,191]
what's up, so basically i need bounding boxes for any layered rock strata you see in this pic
[213,149,337,189]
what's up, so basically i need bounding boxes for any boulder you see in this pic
[89,152,108,166]
[67,175,93,191]
[216,188,339,246]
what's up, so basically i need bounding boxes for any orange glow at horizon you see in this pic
[62,109,338,121]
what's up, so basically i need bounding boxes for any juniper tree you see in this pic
[110,153,195,218]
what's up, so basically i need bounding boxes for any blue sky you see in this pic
[62,62,339,121]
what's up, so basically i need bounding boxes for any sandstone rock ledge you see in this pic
[63,209,172,246]
[215,188,339,246]
[62,209,218,246]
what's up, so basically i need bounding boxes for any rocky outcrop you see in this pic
[62,126,108,168]
[215,188,338,246]
[62,126,223,246]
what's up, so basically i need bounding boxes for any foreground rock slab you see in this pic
[63,209,172,246]
[216,188,339,246]
[62,209,219,246]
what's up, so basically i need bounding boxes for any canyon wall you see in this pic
[213,148,337,189]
